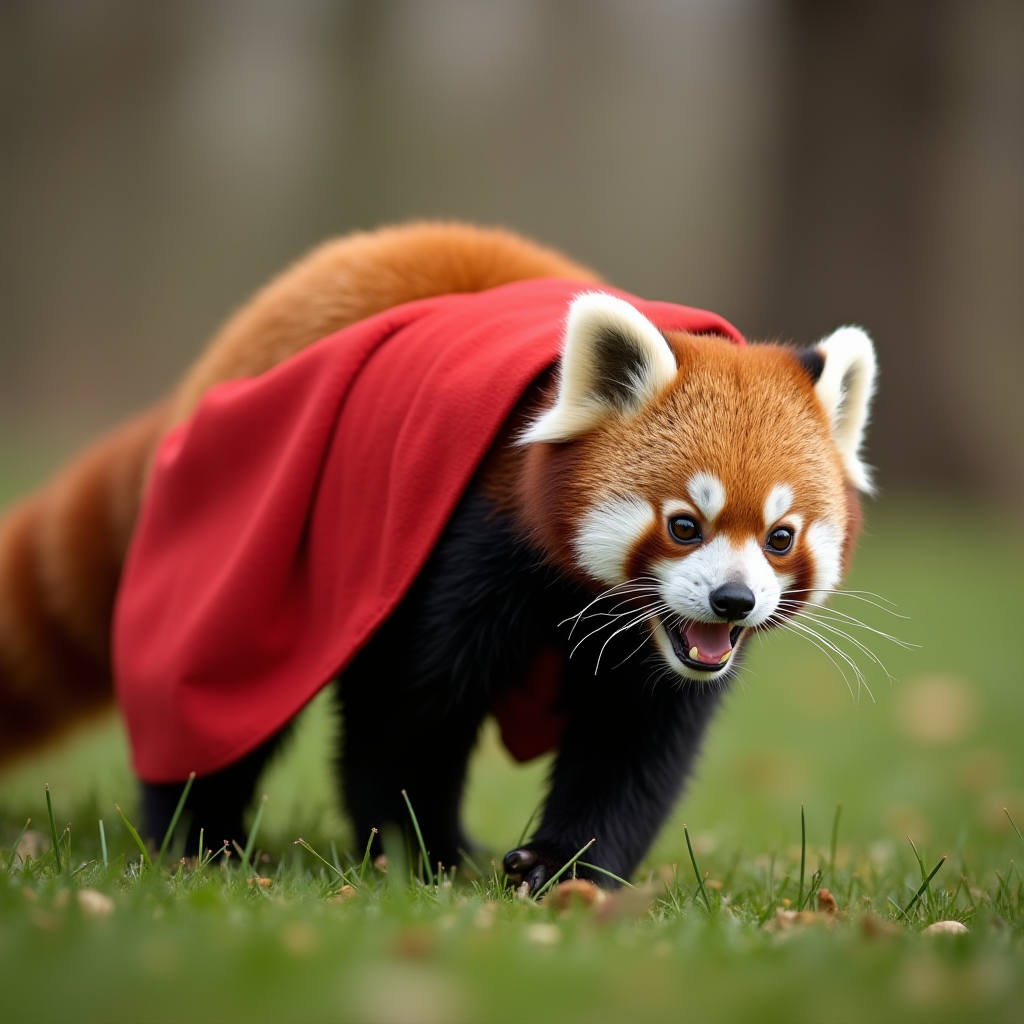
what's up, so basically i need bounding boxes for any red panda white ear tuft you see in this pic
[520,293,677,444]
[813,326,878,494]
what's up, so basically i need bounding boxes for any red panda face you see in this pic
[520,294,877,682]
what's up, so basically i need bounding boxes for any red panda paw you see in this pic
[503,846,603,897]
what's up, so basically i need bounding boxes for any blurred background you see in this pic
[1,0,1022,505]
[1,0,1023,871]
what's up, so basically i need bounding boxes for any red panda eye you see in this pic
[767,527,794,553]
[668,516,702,544]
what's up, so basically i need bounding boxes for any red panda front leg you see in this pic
[503,658,725,892]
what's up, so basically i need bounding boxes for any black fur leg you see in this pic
[506,655,727,890]
[336,671,487,870]
[141,727,291,852]
[333,490,564,871]
[502,846,582,894]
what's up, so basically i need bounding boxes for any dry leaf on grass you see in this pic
[546,879,607,912]
[861,914,902,939]
[328,884,358,903]
[766,906,837,934]
[816,888,838,915]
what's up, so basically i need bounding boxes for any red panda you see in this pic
[0,223,876,892]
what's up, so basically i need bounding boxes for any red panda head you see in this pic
[519,293,878,682]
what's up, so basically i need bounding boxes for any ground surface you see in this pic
[1,493,1022,1023]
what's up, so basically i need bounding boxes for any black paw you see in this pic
[502,846,577,897]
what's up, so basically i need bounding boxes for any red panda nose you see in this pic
[709,584,756,621]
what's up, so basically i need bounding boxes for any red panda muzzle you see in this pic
[666,620,742,669]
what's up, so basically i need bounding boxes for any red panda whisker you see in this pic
[778,616,875,703]
[782,616,869,688]
[783,604,918,650]
[583,590,666,622]
[776,597,912,659]
[767,615,860,704]
[570,595,666,631]
[560,578,665,633]
[609,621,664,673]
[783,589,907,618]
[568,601,669,659]
[594,607,672,675]
[569,616,632,658]
[785,587,897,604]
[789,611,897,686]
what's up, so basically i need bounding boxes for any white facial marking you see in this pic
[764,484,794,527]
[686,472,726,524]
[656,536,783,630]
[573,494,654,585]
[520,293,677,444]
[805,519,843,604]
[814,326,878,494]
[649,534,794,681]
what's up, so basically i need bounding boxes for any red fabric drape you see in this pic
[114,279,742,782]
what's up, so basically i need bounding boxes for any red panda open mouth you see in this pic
[665,619,744,672]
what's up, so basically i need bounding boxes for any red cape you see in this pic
[114,279,742,782]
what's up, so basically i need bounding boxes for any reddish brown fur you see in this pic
[0,222,862,766]
[169,222,600,427]
[0,223,600,766]
[508,334,851,589]
[0,405,166,761]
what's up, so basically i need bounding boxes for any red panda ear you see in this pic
[813,326,878,494]
[520,293,677,443]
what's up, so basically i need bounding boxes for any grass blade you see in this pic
[44,785,62,874]
[907,835,927,883]
[906,836,930,910]
[683,824,713,914]
[887,896,911,922]
[798,804,807,910]
[532,838,596,900]
[902,854,947,918]
[115,804,153,869]
[359,828,378,885]
[401,789,434,888]
[294,837,347,882]
[1006,808,1024,846]
[457,846,486,881]
[156,771,195,865]
[98,820,108,867]
[577,861,636,889]
[516,800,543,849]
[829,803,843,883]
[7,818,31,869]
[241,794,268,875]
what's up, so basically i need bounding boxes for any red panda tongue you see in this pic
[685,621,733,664]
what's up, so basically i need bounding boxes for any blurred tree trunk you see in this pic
[759,0,1024,504]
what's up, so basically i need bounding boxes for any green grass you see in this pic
[2,496,1023,1023]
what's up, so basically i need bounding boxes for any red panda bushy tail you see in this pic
[0,403,167,765]
[0,221,600,766]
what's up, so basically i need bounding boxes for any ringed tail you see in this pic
[0,403,167,765]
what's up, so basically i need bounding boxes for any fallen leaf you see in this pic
[328,884,358,903]
[816,888,838,915]
[546,879,607,912]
